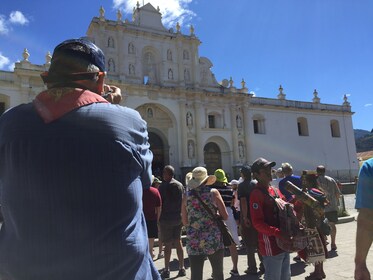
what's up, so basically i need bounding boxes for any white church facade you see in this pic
[0,3,359,181]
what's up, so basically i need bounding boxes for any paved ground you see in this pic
[153,194,373,279]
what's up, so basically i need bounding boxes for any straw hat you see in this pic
[187,167,216,189]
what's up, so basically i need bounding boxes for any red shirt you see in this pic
[143,187,162,221]
[249,183,285,256]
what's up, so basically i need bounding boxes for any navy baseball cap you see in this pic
[41,38,106,83]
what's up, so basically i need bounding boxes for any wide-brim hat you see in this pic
[251,157,276,173]
[187,167,216,189]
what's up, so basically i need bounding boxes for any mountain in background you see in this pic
[354,129,373,152]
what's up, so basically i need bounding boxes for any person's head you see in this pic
[151,175,162,188]
[281,162,293,176]
[276,167,284,179]
[41,38,106,94]
[214,169,228,185]
[229,179,240,190]
[301,170,319,190]
[251,157,276,185]
[316,165,326,176]
[162,165,174,182]
[240,165,252,181]
[187,167,216,190]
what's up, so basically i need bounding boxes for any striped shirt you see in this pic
[211,182,234,207]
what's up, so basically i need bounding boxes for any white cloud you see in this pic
[0,15,9,34]
[9,11,29,25]
[364,104,372,107]
[8,62,15,71]
[113,0,196,27]
[0,52,10,69]
[250,91,256,96]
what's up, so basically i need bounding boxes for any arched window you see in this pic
[297,117,309,136]
[128,42,135,54]
[107,58,115,72]
[330,120,341,138]
[252,114,266,134]
[183,50,189,60]
[108,37,115,48]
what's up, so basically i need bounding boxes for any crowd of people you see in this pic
[0,38,370,280]
[145,160,343,280]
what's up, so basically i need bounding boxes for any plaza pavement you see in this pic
[153,194,373,279]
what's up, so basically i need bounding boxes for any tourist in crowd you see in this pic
[212,169,240,276]
[143,176,162,259]
[0,38,160,279]
[297,171,328,280]
[279,162,302,202]
[238,165,264,275]
[151,176,164,259]
[355,158,373,280]
[250,157,291,280]
[181,167,228,280]
[316,165,341,251]
[158,165,186,278]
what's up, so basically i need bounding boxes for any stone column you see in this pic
[230,105,239,164]
[179,100,189,166]
[243,103,250,164]
[194,102,204,166]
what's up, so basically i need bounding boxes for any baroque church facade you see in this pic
[0,3,359,181]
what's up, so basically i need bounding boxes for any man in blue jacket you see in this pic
[0,38,160,280]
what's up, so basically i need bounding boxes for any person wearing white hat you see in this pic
[181,167,228,280]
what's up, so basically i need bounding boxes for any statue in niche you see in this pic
[236,115,242,130]
[238,142,244,158]
[108,59,115,72]
[128,43,135,54]
[184,69,190,82]
[148,68,155,84]
[147,108,153,118]
[188,141,194,159]
[186,111,193,127]
[168,69,173,80]
[167,49,172,61]
[108,37,114,48]
[129,64,135,75]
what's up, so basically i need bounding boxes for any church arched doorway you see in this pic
[149,131,166,178]
[204,142,222,175]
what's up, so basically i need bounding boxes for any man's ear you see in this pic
[96,72,106,94]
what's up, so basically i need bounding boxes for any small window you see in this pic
[167,49,172,61]
[252,114,265,134]
[331,120,341,138]
[297,117,309,136]
[107,58,115,72]
[208,115,215,128]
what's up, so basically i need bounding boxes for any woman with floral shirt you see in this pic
[181,167,228,280]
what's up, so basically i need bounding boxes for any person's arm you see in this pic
[355,208,373,280]
[212,189,228,220]
[181,195,188,226]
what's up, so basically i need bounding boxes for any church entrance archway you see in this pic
[204,142,222,175]
[149,131,166,178]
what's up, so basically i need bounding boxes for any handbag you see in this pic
[320,218,331,236]
[192,191,235,247]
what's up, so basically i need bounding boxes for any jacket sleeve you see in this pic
[249,189,281,237]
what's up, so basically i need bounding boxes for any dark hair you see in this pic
[163,165,174,176]
[240,165,252,180]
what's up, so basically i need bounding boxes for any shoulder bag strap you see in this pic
[191,190,218,220]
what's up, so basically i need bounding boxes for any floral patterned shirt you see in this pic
[185,187,224,256]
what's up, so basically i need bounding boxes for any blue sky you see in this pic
[1,0,372,131]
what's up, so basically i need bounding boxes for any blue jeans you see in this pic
[262,252,291,280]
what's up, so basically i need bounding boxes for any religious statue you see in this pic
[188,141,194,159]
[236,115,242,130]
[238,142,244,158]
[186,112,193,127]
